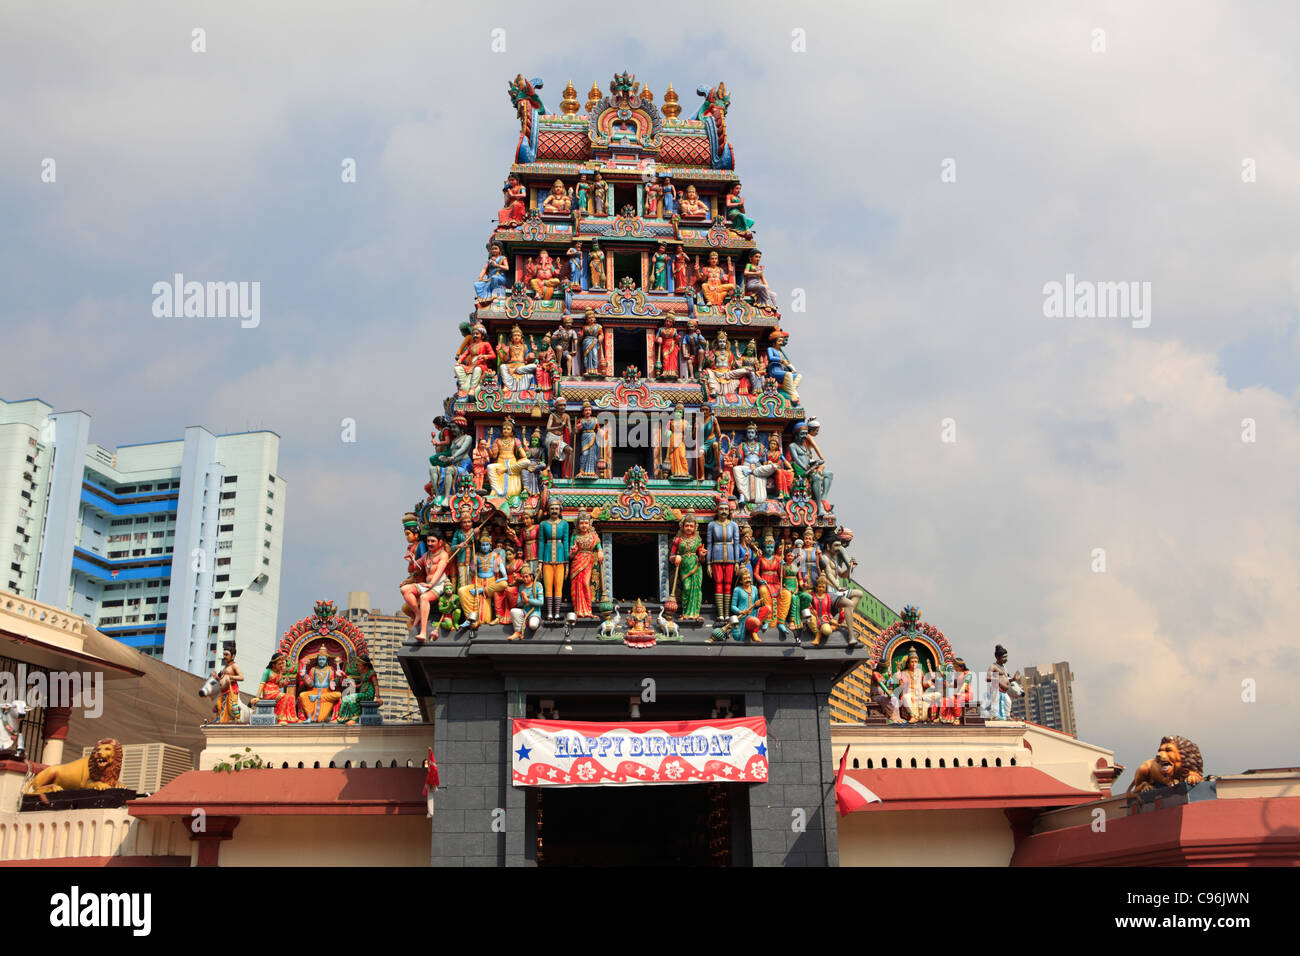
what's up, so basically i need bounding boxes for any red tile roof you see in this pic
[844,767,1097,812]
[128,768,427,816]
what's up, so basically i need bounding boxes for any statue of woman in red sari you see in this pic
[257,653,299,724]
[656,316,681,379]
[499,175,527,226]
[569,510,603,619]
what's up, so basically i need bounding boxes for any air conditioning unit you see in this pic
[82,742,194,794]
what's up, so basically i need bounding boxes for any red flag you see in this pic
[422,747,439,793]
[834,745,881,816]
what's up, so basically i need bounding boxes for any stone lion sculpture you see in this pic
[1127,735,1204,793]
[26,738,124,794]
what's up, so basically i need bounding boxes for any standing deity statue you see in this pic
[768,433,795,498]
[681,318,706,379]
[670,513,707,621]
[580,309,604,377]
[566,243,584,290]
[575,172,592,214]
[650,242,671,292]
[655,315,680,379]
[588,240,606,290]
[672,248,691,299]
[644,178,663,218]
[449,508,477,590]
[661,175,678,216]
[575,401,602,478]
[544,395,572,475]
[551,313,579,376]
[663,402,690,478]
[983,644,1022,720]
[210,643,244,724]
[706,501,741,621]
[538,498,570,621]
[592,172,608,216]
[569,510,603,619]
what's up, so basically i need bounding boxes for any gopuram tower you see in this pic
[399,73,870,867]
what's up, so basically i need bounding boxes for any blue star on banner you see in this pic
[515,744,532,761]
[755,742,767,757]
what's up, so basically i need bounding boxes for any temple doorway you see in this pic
[611,326,648,376]
[534,783,741,866]
[611,532,660,602]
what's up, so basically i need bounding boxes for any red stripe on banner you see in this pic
[512,716,765,737]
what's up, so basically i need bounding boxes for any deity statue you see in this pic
[474,242,510,304]
[575,401,602,478]
[983,644,1022,720]
[538,498,570,621]
[458,532,509,629]
[768,433,795,498]
[670,513,707,622]
[788,420,832,507]
[428,418,473,503]
[650,243,671,292]
[498,325,538,397]
[938,658,973,725]
[486,416,528,499]
[804,577,846,647]
[579,309,604,377]
[529,249,563,299]
[551,313,579,376]
[592,172,608,215]
[521,429,547,497]
[724,183,755,235]
[754,535,783,603]
[569,510,603,619]
[644,178,663,218]
[471,439,488,490]
[436,584,462,632]
[210,643,243,724]
[696,402,720,480]
[498,174,527,226]
[678,183,710,220]
[575,172,592,214]
[509,566,544,640]
[565,243,583,291]
[534,336,557,399]
[449,508,477,590]
[655,315,680,379]
[544,395,572,475]
[706,501,741,620]
[733,423,777,504]
[663,402,690,478]
[714,567,769,643]
[743,250,777,308]
[454,324,497,398]
[542,178,573,214]
[673,248,691,298]
[766,328,800,403]
[517,508,541,575]
[681,318,706,379]
[661,175,678,216]
[625,598,654,641]
[777,544,810,640]
[496,542,525,620]
[298,644,343,722]
[588,240,606,290]
[257,653,299,724]
[702,330,759,399]
[336,654,380,725]
[698,250,736,306]
[407,532,451,642]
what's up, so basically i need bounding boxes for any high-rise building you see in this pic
[830,582,900,722]
[342,591,418,722]
[1011,661,1077,734]
[0,397,285,677]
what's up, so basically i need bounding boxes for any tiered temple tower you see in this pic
[399,73,870,867]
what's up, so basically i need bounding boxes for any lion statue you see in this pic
[1127,735,1204,793]
[26,738,124,795]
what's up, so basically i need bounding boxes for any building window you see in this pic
[223,476,237,484]
[215,574,229,582]
[219,524,233,532]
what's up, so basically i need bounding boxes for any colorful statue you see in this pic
[698,249,735,306]
[678,183,710,220]
[529,249,563,299]
[681,318,706,379]
[436,584,463,632]
[768,433,794,498]
[257,653,299,724]
[26,738,123,795]
[777,544,810,639]
[574,401,602,478]
[721,567,770,642]
[298,644,343,722]
[580,309,604,376]
[475,242,510,303]
[569,510,603,619]
[788,421,832,506]
[706,501,741,620]
[655,315,680,379]
[454,325,497,398]
[895,647,936,720]
[650,243,670,292]
[743,250,776,307]
[982,644,1022,720]
[625,598,655,646]
[498,174,527,226]
[428,418,473,503]
[542,178,573,214]
[696,402,720,480]
[522,429,546,496]
[733,423,776,504]
[509,566,545,640]
[450,508,477,590]
[575,172,591,214]
[486,416,528,499]
[724,183,755,235]
[938,659,973,724]
[644,178,663,218]
[754,535,783,602]
[1128,736,1206,793]
[409,532,451,642]
[804,577,845,647]
[336,654,380,725]
[566,243,584,290]
[661,175,678,216]
[766,329,800,403]
[592,172,608,215]
[589,240,606,290]
[545,395,572,474]
[459,531,509,629]
[518,508,541,574]
[538,498,570,620]
[551,313,579,375]
[209,643,243,723]
[670,513,707,621]
[498,325,538,397]
[663,402,690,478]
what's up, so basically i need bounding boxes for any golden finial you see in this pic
[641,85,654,104]
[586,81,602,113]
[662,83,681,120]
[560,79,579,115]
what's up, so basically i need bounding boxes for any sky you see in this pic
[2,1,1297,777]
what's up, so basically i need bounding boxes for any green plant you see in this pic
[212,746,265,773]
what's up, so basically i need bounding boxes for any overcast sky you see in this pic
[2,1,1296,776]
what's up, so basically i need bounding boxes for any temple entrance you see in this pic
[612,326,648,376]
[534,783,741,866]
[611,532,660,602]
